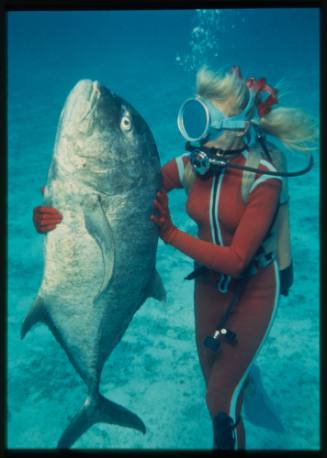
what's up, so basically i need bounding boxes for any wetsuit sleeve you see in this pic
[161,155,189,192]
[166,178,281,277]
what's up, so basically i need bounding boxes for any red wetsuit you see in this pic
[161,151,282,449]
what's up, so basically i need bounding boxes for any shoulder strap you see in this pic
[241,148,262,204]
[182,161,196,194]
[241,144,289,205]
[267,147,289,204]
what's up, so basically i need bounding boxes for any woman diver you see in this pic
[150,66,316,450]
[33,66,317,450]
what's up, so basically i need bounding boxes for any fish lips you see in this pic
[63,79,115,132]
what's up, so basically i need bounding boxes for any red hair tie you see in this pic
[231,67,278,117]
[246,77,278,117]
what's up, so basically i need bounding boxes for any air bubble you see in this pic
[176,9,243,73]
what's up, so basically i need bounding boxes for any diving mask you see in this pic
[177,91,257,143]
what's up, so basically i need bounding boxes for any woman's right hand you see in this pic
[33,206,63,233]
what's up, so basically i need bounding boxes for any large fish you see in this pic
[21,79,165,448]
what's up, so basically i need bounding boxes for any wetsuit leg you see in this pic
[194,261,280,449]
[194,274,230,383]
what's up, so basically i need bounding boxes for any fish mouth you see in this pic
[64,79,104,127]
[79,80,101,123]
[74,79,101,104]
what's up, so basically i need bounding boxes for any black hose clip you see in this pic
[203,327,237,352]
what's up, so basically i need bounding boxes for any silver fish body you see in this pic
[22,80,165,448]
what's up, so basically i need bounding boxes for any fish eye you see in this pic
[120,115,132,132]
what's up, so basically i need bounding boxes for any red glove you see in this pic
[33,187,63,234]
[151,190,177,243]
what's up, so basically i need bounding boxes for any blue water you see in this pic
[7,8,320,450]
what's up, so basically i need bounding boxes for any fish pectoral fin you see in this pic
[83,194,115,297]
[57,393,146,449]
[21,296,47,339]
[146,269,167,303]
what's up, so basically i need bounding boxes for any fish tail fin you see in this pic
[21,297,46,339]
[57,393,146,449]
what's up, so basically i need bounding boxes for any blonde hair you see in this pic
[197,66,250,115]
[196,65,318,152]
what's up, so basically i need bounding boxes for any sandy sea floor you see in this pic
[7,9,320,451]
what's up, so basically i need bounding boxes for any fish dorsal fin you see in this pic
[83,194,115,298]
[146,269,166,303]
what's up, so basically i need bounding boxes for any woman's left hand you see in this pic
[151,190,177,243]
